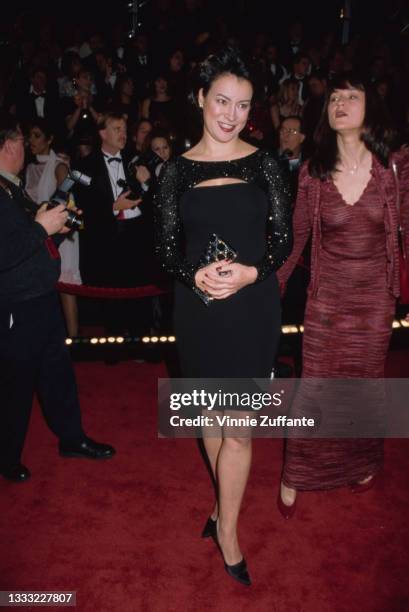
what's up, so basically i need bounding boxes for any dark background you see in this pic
[1,0,407,38]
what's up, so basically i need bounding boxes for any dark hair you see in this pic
[61,51,82,77]
[131,118,153,153]
[292,52,310,66]
[308,70,327,82]
[148,128,172,148]
[146,72,169,98]
[189,46,254,109]
[28,118,54,141]
[309,71,397,180]
[113,73,134,99]
[132,118,153,134]
[280,115,303,131]
[29,65,47,79]
[0,114,21,149]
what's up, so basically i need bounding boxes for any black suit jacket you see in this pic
[15,88,60,128]
[74,150,149,286]
[0,177,61,306]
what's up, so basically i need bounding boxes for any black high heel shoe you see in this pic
[210,526,251,586]
[224,557,251,586]
[201,516,217,538]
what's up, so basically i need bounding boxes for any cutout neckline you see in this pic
[192,180,249,190]
[180,149,259,164]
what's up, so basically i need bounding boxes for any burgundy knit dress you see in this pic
[282,171,396,490]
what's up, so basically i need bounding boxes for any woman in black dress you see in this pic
[155,48,292,585]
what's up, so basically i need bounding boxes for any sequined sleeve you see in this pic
[255,153,293,281]
[155,160,196,288]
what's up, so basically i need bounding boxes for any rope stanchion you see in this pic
[57,282,169,299]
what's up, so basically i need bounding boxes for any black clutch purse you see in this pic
[193,233,238,305]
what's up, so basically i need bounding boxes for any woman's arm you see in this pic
[55,162,69,187]
[154,160,196,287]
[252,153,293,282]
[397,150,409,259]
[276,163,313,286]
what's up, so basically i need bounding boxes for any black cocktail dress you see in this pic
[155,150,292,377]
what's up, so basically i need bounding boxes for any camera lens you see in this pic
[66,210,82,230]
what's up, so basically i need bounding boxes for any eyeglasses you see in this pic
[280,127,300,135]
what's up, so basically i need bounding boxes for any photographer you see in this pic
[0,115,115,482]
[74,111,152,336]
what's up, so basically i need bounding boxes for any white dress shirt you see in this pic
[30,85,45,118]
[102,150,141,220]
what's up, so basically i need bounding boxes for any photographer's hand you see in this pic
[35,203,69,235]
[135,165,150,184]
[113,191,142,211]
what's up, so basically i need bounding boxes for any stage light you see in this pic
[282,325,298,334]
[65,320,409,350]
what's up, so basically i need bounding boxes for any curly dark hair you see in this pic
[309,71,397,180]
[189,46,254,108]
[28,117,54,141]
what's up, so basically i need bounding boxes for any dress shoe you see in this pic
[349,473,378,494]
[1,463,31,482]
[224,558,251,586]
[59,437,115,460]
[201,516,217,538]
[277,490,297,519]
[210,525,251,586]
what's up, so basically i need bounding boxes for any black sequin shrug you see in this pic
[155,149,293,287]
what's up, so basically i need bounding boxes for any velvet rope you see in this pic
[57,282,168,299]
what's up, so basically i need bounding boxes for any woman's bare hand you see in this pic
[195,261,257,300]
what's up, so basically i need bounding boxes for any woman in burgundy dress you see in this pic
[276,72,409,517]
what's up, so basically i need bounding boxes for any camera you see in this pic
[48,170,91,230]
[117,151,163,200]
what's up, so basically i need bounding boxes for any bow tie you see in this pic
[107,157,122,164]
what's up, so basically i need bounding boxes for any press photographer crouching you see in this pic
[0,114,115,482]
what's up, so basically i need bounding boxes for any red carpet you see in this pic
[1,353,409,612]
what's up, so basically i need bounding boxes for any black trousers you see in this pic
[0,292,85,468]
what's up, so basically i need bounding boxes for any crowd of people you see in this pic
[0,4,408,336]
[1,0,409,591]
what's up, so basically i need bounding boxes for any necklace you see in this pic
[347,162,359,175]
[341,160,359,175]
